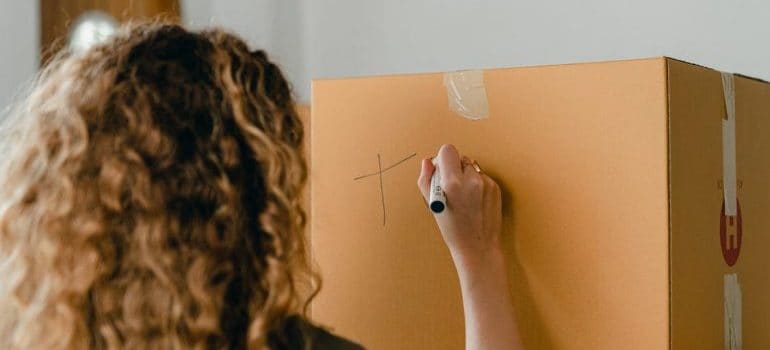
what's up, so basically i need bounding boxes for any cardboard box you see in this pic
[309,57,770,349]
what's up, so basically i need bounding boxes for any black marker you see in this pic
[429,162,446,213]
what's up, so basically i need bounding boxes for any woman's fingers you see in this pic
[461,156,472,171]
[417,158,435,202]
[482,174,502,208]
[420,145,497,212]
[436,144,463,182]
[482,173,499,193]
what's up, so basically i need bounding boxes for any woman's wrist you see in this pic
[450,243,507,280]
[451,242,522,350]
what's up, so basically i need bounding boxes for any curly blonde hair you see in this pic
[0,22,315,349]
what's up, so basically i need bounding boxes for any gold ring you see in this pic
[470,160,483,174]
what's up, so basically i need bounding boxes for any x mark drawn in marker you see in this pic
[354,152,418,226]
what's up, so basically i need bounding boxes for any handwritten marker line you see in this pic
[353,153,417,181]
[377,153,386,226]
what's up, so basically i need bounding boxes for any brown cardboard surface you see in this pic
[311,58,671,349]
[668,60,770,349]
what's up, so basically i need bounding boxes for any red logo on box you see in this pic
[719,199,742,267]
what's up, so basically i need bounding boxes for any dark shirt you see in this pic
[279,316,365,350]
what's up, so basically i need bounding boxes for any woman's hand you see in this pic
[417,144,524,350]
[417,144,503,264]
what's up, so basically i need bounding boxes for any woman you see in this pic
[0,22,521,349]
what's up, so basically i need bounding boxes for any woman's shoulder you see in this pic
[282,316,366,350]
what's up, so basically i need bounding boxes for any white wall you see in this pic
[307,0,770,86]
[0,1,39,115]
[181,0,308,102]
[4,1,769,108]
[189,0,770,104]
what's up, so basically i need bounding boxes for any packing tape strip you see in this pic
[443,70,489,120]
[724,273,742,350]
[721,72,737,216]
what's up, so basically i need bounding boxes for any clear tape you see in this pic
[443,70,489,120]
[724,273,742,350]
[721,72,737,216]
